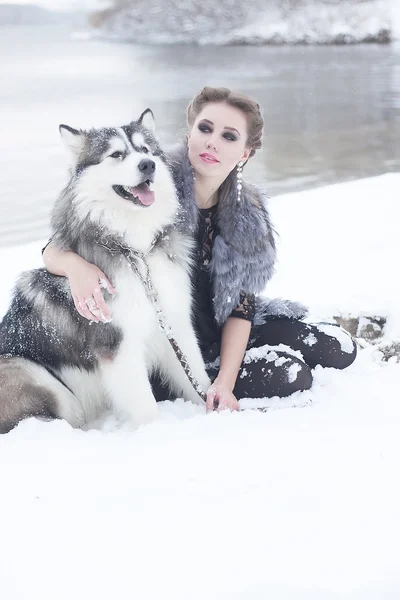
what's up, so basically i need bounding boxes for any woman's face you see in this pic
[188,102,251,179]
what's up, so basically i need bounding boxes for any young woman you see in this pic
[43,86,356,412]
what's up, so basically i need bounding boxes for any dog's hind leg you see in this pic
[0,356,84,434]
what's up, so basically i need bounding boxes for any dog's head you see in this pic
[59,110,174,212]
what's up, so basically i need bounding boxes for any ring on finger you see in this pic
[84,297,98,311]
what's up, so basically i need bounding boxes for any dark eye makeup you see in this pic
[198,122,237,141]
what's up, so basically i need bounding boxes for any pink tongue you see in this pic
[130,183,155,206]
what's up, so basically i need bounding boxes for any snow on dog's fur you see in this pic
[0,110,210,434]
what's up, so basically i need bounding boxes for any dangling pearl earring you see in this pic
[237,161,244,202]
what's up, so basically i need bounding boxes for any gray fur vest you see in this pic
[168,146,308,326]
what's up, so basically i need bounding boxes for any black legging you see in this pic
[150,318,357,402]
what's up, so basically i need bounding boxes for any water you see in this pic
[1,25,399,247]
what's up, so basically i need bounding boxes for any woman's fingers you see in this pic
[217,399,237,412]
[77,297,100,322]
[84,296,106,323]
[206,386,217,412]
[67,262,115,322]
[73,295,87,319]
[206,384,240,413]
[98,275,117,296]
[92,286,112,322]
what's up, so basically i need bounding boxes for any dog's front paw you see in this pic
[126,404,159,429]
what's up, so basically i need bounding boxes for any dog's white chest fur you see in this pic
[96,242,209,426]
[111,246,192,353]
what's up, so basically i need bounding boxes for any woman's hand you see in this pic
[64,255,116,323]
[206,380,240,413]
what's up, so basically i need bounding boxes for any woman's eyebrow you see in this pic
[200,119,241,136]
[224,126,241,136]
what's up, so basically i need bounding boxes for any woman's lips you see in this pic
[200,153,219,164]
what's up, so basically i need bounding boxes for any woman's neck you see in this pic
[194,172,226,209]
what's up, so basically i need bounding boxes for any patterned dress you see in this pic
[192,203,255,360]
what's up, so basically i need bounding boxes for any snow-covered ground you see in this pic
[1,174,399,598]
[267,173,400,340]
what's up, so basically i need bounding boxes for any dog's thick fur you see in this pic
[0,111,210,434]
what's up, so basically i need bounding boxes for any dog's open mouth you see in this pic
[113,180,155,206]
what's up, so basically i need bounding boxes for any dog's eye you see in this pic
[141,146,149,154]
[110,151,123,159]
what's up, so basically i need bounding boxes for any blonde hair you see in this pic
[186,86,264,158]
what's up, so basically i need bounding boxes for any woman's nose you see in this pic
[206,136,218,151]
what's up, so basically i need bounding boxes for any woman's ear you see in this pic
[241,147,251,162]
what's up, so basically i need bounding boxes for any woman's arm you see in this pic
[206,316,251,412]
[42,243,116,322]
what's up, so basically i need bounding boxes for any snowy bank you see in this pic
[91,0,393,45]
[393,1,400,40]
[1,175,400,598]
[267,173,399,343]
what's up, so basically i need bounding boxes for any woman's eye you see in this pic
[223,133,237,142]
[141,146,149,154]
[198,123,211,133]
[110,151,123,159]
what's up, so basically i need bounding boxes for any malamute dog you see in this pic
[0,110,210,434]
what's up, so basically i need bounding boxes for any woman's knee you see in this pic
[308,324,357,370]
[235,352,313,399]
[284,356,313,395]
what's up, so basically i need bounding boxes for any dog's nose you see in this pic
[138,159,156,175]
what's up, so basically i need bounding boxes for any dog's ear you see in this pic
[138,109,155,133]
[59,124,85,157]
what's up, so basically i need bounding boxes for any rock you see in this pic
[334,315,400,361]
[334,315,386,342]
[334,316,359,337]
[356,316,386,341]
[375,341,400,362]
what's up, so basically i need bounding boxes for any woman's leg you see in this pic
[207,349,313,399]
[151,333,316,403]
[251,318,357,370]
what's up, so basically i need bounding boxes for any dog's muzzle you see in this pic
[113,178,155,207]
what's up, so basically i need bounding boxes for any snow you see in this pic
[94,0,394,45]
[287,361,302,383]
[231,0,392,46]
[315,323,356,354]
[266,173,400,340]
[303,332,318,346]
[393,1,400,39]
[1,173,400,597]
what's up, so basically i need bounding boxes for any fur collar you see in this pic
[168,145,307,325]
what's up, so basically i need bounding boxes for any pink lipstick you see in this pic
[200,153,219,164]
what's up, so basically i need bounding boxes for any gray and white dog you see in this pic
[0,110,210,434]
